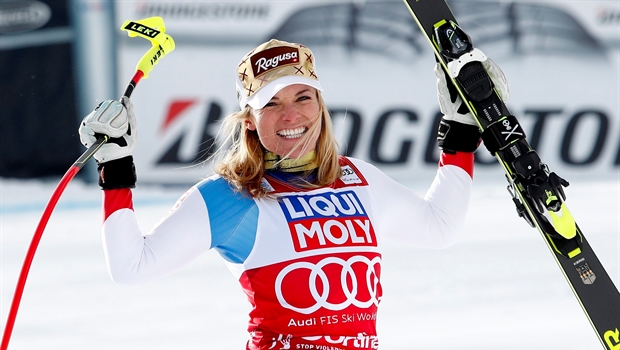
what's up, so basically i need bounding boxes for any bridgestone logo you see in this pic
[251,47,299,77]
[137,3,269,19]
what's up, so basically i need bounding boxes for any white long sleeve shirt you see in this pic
[101,153,474,350]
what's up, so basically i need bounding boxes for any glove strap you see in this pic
[98,156,137,189]
[437,118,481,154]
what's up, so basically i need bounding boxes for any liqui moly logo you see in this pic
[279,191,377,252]
[251,47,299,76]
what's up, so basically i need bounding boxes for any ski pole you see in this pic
[0,17,174,350]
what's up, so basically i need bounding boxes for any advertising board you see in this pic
[115,0,620,184]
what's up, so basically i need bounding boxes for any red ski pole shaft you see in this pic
[1,17,174,348]
[0,71,141,350]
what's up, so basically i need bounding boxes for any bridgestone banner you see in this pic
[115,0,620,185]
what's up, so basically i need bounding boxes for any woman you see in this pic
[79,39,507,349]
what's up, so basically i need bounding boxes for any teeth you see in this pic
[277,127,306,138]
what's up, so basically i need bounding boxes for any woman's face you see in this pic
[248,84,322,158]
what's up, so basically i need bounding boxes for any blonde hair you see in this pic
[213,91,341,198]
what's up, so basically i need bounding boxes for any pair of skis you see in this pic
[402,0,619,349]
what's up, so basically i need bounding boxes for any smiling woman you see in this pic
[247,85,322,158]
[77,38,495,349]
[214,39,341,198]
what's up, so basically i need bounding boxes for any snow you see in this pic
[1,173,618,349]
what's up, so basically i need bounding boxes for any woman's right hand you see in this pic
[78,96,137,163]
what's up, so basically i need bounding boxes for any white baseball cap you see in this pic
[236,39,323,110]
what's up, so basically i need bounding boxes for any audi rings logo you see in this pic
[275,255,381,314]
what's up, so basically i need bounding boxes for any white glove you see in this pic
[434,58,509,126]
[483,58,509,101]
[79,96,137,163]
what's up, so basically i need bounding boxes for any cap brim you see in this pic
[246,76,323,110]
